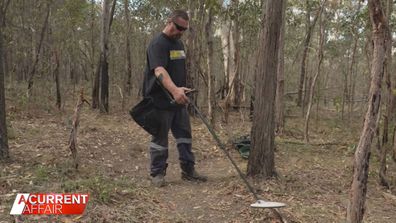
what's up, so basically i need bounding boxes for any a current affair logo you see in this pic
[10,193,89,215]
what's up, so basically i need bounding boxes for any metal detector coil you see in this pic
[250,200,286,208]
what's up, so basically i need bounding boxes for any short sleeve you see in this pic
[148,41,168,71]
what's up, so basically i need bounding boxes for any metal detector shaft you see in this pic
[191,106,285,212]
[193,105,260,198]
[189,103,260,200]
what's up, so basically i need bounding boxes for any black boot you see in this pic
[181,170,208,182]
[151,164,167,187]
[181,164,207,182]
[151,173,166,187]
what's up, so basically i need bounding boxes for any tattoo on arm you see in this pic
[158,73,164,82]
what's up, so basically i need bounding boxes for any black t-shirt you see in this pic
[143,33,187,110]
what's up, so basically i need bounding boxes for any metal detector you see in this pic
[156,80,286,208]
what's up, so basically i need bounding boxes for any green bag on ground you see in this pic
[232,135,251,159]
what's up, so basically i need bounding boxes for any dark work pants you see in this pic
[149,107,195,177]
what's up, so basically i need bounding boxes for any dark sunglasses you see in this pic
[173,22,188,31]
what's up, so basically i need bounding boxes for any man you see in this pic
[142,10,207,187]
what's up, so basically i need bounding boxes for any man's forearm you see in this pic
[154,66,189,105]
[154,67,178,95]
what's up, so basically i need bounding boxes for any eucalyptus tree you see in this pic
[304,0,326,143]
[206,0,217,126]
[347,0,388,222]
[379,0,393,188]
[275,0,287,134]
[0,0,10,160]
[247,0,285,178]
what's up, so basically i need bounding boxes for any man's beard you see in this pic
[172,33,182,40]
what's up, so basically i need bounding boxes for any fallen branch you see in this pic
[68,88,89,169]
[276,138,349,147]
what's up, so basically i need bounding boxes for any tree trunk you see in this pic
[0,4,9,159]
[221,14,236,123]
[250,29,263,121]
[92,59,100,109]
[219,21,231,99]
[379,0,392,187]
[297,1,322,107]
[227,22,235,102]
[315,74,321,124]
[275,0,287,135]
[27,2,50,98]
[297,0,311,107]
[347,1,387,222]
[222,21,233,123]
[48,15,61,110]
[348,35,358,122]
[186,0,200,116]
[231,0,241,108]
[124,0,132,96]
[99,0,112,113]
[341,68,348,120]
[224,2,240,123]
[91,0,98,109]
[303,75,315,117]
[89,0,95,76]
[391,0,396,157]
[224,70,237,123]
[304,2,326,143]
[247,0,284,178]
[54,50,61,110]
[206,6,216,126]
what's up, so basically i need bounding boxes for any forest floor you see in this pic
[1,98,396,223]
